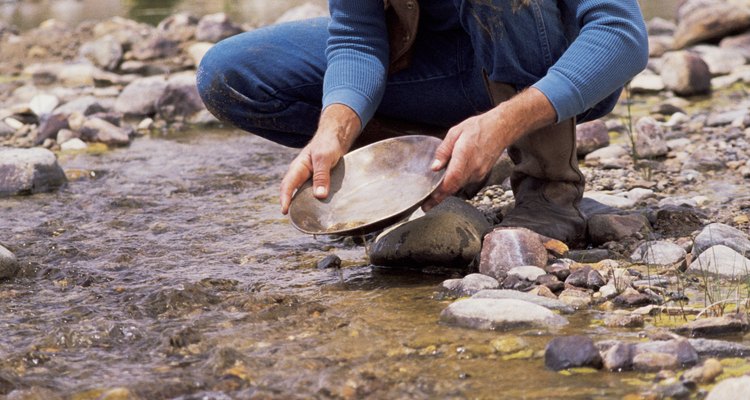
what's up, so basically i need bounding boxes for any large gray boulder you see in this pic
[440,298,568,331]
[0,147,66,197]
[369,197,490,268]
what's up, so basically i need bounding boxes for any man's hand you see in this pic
[280,104,361,214]
[423,87,557,210]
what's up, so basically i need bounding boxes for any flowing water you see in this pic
[0,0,697,398]
[2,129,668,398]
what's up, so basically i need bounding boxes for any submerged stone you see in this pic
[439,298,568,331]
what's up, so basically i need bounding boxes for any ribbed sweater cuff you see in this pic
[322,86,376,129]
[532,70,586,123]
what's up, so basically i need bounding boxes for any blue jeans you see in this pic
[196,4,614,149]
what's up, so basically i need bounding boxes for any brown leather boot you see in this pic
[485,80,587,247]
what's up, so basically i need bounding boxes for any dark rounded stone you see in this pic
[317,254,341,270]
[544,335,603,371]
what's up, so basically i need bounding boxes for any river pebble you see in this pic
[544,335,602,371]
[630,240,687,266]
[439,298,568,331]
[436,273,499,300]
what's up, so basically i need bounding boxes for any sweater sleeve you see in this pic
[532,0,649,122]
[323,0,389,128]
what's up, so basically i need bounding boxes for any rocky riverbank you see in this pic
[1,0,750,399]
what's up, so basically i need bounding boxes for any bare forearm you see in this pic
[484,87,558,148]
[316,103,362,153]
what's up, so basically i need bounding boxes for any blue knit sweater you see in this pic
[322,0,649,126]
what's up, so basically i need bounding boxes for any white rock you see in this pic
[631,241,687,265]
[3,117,24,130]
[28,94,59,117]
[60,138,88,151]
[688,245,750,279]
[507,266,547,281]
[584,192,637,209]
[440,298,569,331]
[624,188,655,202]
[707,376,750,400]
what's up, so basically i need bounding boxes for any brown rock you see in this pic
[633,352,680,372]
[660,51,712,96]
[479,227,548,280]
[673,0,750,49]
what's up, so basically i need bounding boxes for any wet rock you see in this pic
[316,254,340,270]
[79,35,123,71]
[535,274,564,292]
[157,12,198,42]
[682,358,723,384]
[604,312,644,328]
[633,352,679,372]
[660,51,712,96]
[28,94,59,118]
[565,266,606,290]
[507,266,546,281]
[693,222,750,256]
[631,241,687,266]
[491,335,531,356]
[195,13,243,43]
[576,120,609,157]
[79,117,131,146]
[544,336,602,371]
[275,3,329,24]
[706,376,750,400]
[114,76,168,116]
[131,34,180,61]
[635,339,700,367]
[478,227,548,280]
[587,213,651,246]
[156,72,206,122]
[370,197,489,268]
[630,71,666,93]
[613,287,654,308]
[545,261,572,280]
[565,249,610,263]
[583,192,636,209]
[558,288,592,309]
[688,245,750,279]
[688,338,750,357]
[53,96,106,117]
[673,0,750,49]
[634,117,669,158]
[0,244,18,279]
[0,147,66,197]
[439,298,568,331]
[499,275,533,291]
[674,313,750,337]
[651,206,705,238]
[472,289,575,314]
[602,342,635,371]
[437,273,499,299]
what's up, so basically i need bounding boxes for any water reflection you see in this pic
[2,0,677,31]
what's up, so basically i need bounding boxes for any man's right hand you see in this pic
[280,104,361,215]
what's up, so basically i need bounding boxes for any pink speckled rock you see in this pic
[479,227,548,280]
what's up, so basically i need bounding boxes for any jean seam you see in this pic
[531,0,553,67]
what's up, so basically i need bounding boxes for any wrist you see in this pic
[317,104,362,152]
